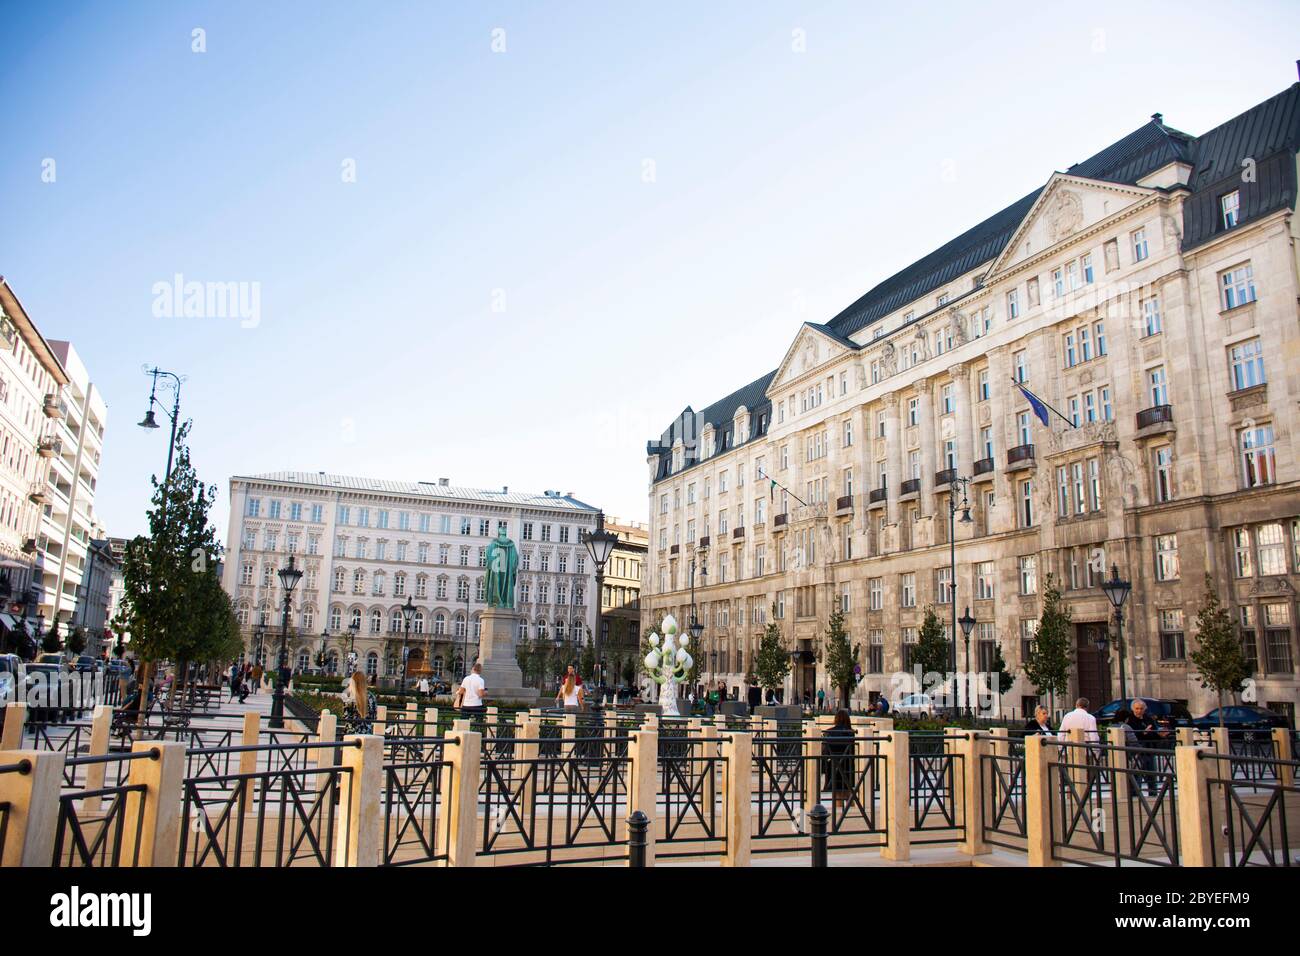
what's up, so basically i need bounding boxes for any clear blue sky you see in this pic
[2,0,1297,543]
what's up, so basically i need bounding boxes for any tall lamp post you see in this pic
[688,549,706,697]
[399,596,416,694]
[958,607,977,718]
[1101,564,1132,700]
[270,556,303,729]
[581,511,618,699]
[945,476,973,714]
[137,367,184,496]
[1093,630,1110,704]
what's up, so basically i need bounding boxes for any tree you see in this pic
[41,624,61,655]
[67,626,88,656]
[913,606,951,706]
[823,601,859,709]
[754,606,791,700]
[1023,574,1071,715]
[118,423,240,706]
[1188,576,1250,726]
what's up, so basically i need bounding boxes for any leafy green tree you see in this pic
[1188,576,1251,726]
[1023,574,1071,715]
[119,423,240,704]
[41,624,61,655]
[913,606,951,706]
[754,606,791,699]
[990,643,1014,714]
[823,601,859,709]
[68,626,88,656]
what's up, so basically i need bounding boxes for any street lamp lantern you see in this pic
[139,366,183,499]
[958,607,976,639]
[399,596,416,692]
[689,618,704,642]
[270,555,303,728]
[581,511,619,697]
[137,409,160,429]
[1101,563,1132,700]
[958,606,976,718]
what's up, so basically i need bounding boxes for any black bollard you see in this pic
[809,804,829,867]
[628,810,649,867]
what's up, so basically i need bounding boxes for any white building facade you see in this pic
[644,85,1300,721]
[221,472,601,681]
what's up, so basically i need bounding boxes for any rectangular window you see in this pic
[1013,351,1027,383]
[1072,462,1085,515]
[1239,605,1258,673]
[1132,228,1149,262]
[1007,289,1020,320]
[901,573,916,608]
[869,577,883,611]
[1221,190,1240,229]
[1064,332,1076,368]
[1159,609,1185,660]
[1239,424,1275,488]
[936,567,952,604]
[1263,603,1293,673]
[1019,555,1037,595]
[1155,534,1179,581]
[1087,458,1102,511]
[1094,320,1107,356]
[1019,479,1034,528]
[1257,523,1287,576]
[1056,466,1070,517]
[976,561,995,600]
[1229,338,1265,391]
[1221,263,1256,310]
[1153,446,1173,503]
[1232,528,1254,578]
[1142,296,1162,336]
[1148,366,1168,406]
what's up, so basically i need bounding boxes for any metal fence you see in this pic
[382,737,455,866]
[656,736,726,859]
[909,733,964,844]
[1202,749,1298,867]
[52,749,159,867]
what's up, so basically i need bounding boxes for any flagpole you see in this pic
[756,469,809,508]
[1011,377,1078,429]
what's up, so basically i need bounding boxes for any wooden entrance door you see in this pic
[1075,622,1111,707]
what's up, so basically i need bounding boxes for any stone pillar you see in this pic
[1212,726,1229,758]
[82,704,114,814]
[335,734,384,867]
[879,731,910,862]
[917,378,937,516]
[990,726,1009,759]
[1024,734,1059,867]
[720,732,751,867]
[1174,744,1214,866]
[952,363,974,474]
[373,704,388,739]
[516,716,540,822]
[1067,727,1087,792]
[1176,726,1194,748]
[627,730,658,866]
[316,711,338,772]
[125,740,186,867]
[884,394,901,528]
[1272,728,1294,788]
[1,702,26,750]
[803,725,824,819]
[1107,726,1130,804]
[955,730,989,857]
[442,729,481,867]
[477,607,533,701]
[0,749,63,866]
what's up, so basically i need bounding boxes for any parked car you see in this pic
[1192,704,1291,732]
[37,653,66,667]
[25,662,69,720]
[105,658,133,679]
[893,692,936,716]
[1092,697,1192,730]
[74,655,99,673]
[0,654,26,706]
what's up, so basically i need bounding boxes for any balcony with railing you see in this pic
[835,494,854,515]
[773,513,788,529]
[697,535,710,549]
[28,483,47,505]
[899,477,921,498]
[934,468,957,487]
[37,436,62,458]
[733,526,745,540]
[868,486,887,506]
[973,457,995,479]
[1006,444,1035,471]
[1135,404,1174,437]
[43,393,67,419]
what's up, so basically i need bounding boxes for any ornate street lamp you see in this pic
[1101,564,1132,700]
[138,367,183,498]
[581,511,618,689]
[1093,628,1111,705]
[958,607,977,718]
[945,475,973,715]
[400,596,416,693]
[270,556,303,728]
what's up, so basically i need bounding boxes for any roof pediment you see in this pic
[984,173,1158,279]
[768,323,858,394]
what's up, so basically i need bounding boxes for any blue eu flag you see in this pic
[1015,381,1052,427]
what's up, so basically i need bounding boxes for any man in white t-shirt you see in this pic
[458,661,486,716]
[1057,697,1099,743]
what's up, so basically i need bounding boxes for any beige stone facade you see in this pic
[643,87,1300,720]
[599,518,646,686]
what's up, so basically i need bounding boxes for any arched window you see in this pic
[434,613,446,636]
[536,619,548,640]
[329,607,342,631]
[556,620,567,642]
[475,577,485,602]
[326,650,339,674]
[370,609,382,633]
[457,578,469,602]
[454,613,466,639]
[518,620,528,641]
[390,611,403,633]
[350,608,362,630]
[365,652,378,677]
[237,604,250,627]
[296,649,310,672]
[473,617,481,639]
[413,612,425,635]
[353,569,366,594]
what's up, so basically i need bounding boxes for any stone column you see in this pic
[442,729,481,867]
[1107,726,1130,803]
[1,702,26,750]
[0,749,63,866]
[917,378,937,516]
[627,729,658,866]
[720,732,751,867]
[884,394,901,528]
[1024,734,1059,867]
[879,730,910,861]
[985,346,1009,535]
[1174,744,1214,866]
[124,740,186,867]
[955,730,989,857]
[335,734,384,867]
[1272,727,1294,788]
[82,704,113,814]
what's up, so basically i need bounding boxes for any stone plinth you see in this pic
[477,607,541,704]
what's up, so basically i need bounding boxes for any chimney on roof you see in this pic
[438,478,449,486]
[502,486,508,494]
[1151,112,1163,125]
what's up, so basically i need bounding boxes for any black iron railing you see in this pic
[382,737,455,866]
[1202,749,1299,867]
[980,749,1025,852]
[1135,404,1174,430]
[52,749,160,867]
[657,737,727,859]
[909,734,964,844]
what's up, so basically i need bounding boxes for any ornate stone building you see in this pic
[644,84,1300,720]
[221,472,600,683]
[600,518,646,686]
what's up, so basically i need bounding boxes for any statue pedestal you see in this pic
[477,608,542,705]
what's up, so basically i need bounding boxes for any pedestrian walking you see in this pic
[822,709,855,818]
[1125,698,1170,796]
[1058,697,1100,743]
[555,664,584,708]
[228,662,241,701]
[1023,705,1055,736]
[456,661,486,718]
[817,687,826,712]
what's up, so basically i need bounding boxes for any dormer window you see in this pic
[1221,190,1240,229]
